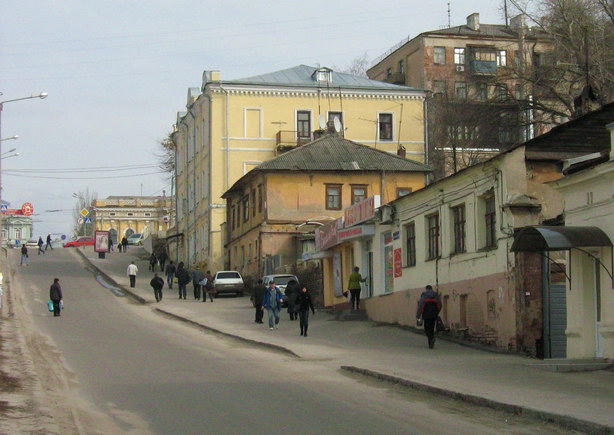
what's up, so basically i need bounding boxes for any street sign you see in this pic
[84,216,93,224]
[21,202,34,216]
[80,208,89,217]
[78,218,84,225]
[0,204,7,212]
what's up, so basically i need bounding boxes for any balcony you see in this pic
[276,131,313,152]
[470,60,497,75]
[385,72,406,85]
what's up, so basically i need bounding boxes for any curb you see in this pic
[76,248,299,359]
[154,308,300,358]
[75,248,148,304]
[340,366,613,435]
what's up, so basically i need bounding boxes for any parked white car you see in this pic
[126,233,143,245]
[213,271,245,297]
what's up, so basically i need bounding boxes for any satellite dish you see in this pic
[333,117,342,133]
[318,114,326,129]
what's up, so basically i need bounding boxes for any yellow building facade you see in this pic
[92,196,173,243]
[173,65,427,270]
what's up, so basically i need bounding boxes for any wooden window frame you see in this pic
[405,222,416,267]
[451,205,466,254]
[243,196,249,222]
[296,110,311,140]
[434,46,446,65]
[426,213,440,260]
[325,184,342,210]
[485,196,497,248]
[378,113,393,141]
[351,185,367,204]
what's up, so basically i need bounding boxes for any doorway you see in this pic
[542,253,567,359]
[362,240,373,298]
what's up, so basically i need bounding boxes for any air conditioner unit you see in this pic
[456,65,465,72]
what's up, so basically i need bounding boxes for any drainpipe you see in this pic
[187,110,197,267]
[423,96,430,183]
[220,84,230,192]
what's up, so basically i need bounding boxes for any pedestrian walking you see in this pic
[191,268,204,300]
[175,262,191,300]
[121,236,128,253]
[165,261,176,289]
[20,245,29,266]
[416,285,442,349]
[148,253,158,272]
[45,234,53,250]
[347,266,367,310]
[127,261,138,288]
[108,236,114,252]
[150,273,164,302]
[157,248,168,272]
[49,278,63,317]
[202,270,215,302]
[262,280,283,330]
[285,279,300,320]
[37,236,45,255]
[252,279,266,323]
[297,286,315,337]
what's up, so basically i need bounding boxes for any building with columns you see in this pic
[92,196,172,243]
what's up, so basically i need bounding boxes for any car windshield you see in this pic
[217,272,240,279]
[128,234,141,239]
[270,276,296,286]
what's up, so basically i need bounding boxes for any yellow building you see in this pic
[222,134,429,280]
[92,196,173,243]
[172,65,428,270]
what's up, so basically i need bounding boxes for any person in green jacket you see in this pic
[348,266,367,310]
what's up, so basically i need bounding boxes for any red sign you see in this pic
[21,202,34,216]
[393,248,402,278]
[344,195,380,228]
[315,218,342,251]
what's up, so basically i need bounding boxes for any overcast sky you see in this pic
[1,0,506,239]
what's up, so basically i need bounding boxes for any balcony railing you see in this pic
[276,130,313,149]
[470,60,497,75]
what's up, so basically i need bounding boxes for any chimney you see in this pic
[467,13,480,31]
[397,145,406,159]
[510,14,527,31]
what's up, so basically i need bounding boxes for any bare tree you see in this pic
[72,188,97,238]
[156,133,175,176]
[334,52,370,77]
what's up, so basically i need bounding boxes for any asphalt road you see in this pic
[13,248,572,435]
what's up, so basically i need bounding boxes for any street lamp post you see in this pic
[0,93,47,245]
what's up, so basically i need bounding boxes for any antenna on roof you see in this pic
[447,2,451,28]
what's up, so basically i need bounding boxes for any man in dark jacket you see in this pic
[191,268,205,300]
[148,253,157,272]
[49,278,63,317]
[45,234,53,250]
[175,262,191,300]
[252,279,266,323]
[202,270,215,302]
[150,273,164,302]
[157,249,168,271]
[416,285,442,349]
[165,261,176,289]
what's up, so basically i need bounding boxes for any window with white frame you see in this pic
[454,47,465,65]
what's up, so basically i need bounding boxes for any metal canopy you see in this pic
[511,226,613,252]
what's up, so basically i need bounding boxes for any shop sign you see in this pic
[337,225,375,243]
[315,217,343,251]
[394,248,403,278]
[344,195,380,228]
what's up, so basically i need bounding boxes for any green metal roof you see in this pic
[223,64,422,92]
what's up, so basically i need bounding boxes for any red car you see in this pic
[63,236,95,248]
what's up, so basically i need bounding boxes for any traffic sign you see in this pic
[84,217,93,224]
[78,218,84,225]
[80,208,89,217]
[0,204,7,212]
[21,202,34,216]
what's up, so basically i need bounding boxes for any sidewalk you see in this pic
[79,246,613,433]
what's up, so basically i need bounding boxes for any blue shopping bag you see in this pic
[47,300,54,312]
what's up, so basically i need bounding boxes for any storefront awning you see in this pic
[511,226,613,252]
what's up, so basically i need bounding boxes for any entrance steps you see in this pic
[334,309,368,321]
[527,358,612,372]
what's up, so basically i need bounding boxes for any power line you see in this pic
[5,164,160,173]
[3,171,164,180]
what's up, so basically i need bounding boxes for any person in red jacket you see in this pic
[416,285,442,349]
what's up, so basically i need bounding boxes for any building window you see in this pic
[243,196,249,222]
[476,82,487,101]
[328,111,343,131]
[455,81,467,100]
[434,46,446,64]
[454,47,465,65]
[495,84,508,101]
[144,212,151,217]
[426,214,440,260]
[316,69,332,83]
[231,206,236,229]
[433,80,447,97]
[251,188,256,217]
[109,212,116,216]
[351,185,367,204]
[499,111,516,144]
[398,59,405,74]
[378,113,393,141]
[451,205,466,254]
[127,212,134,216]
[258,185,263,213]
[241,246,245,266]
[496,50,507,67]
[326,185,342,210]
[297,111,311,140]
[485,196,497,248]
[405,222,416,267]
[397,187,412,198]
[386,68,392,78]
